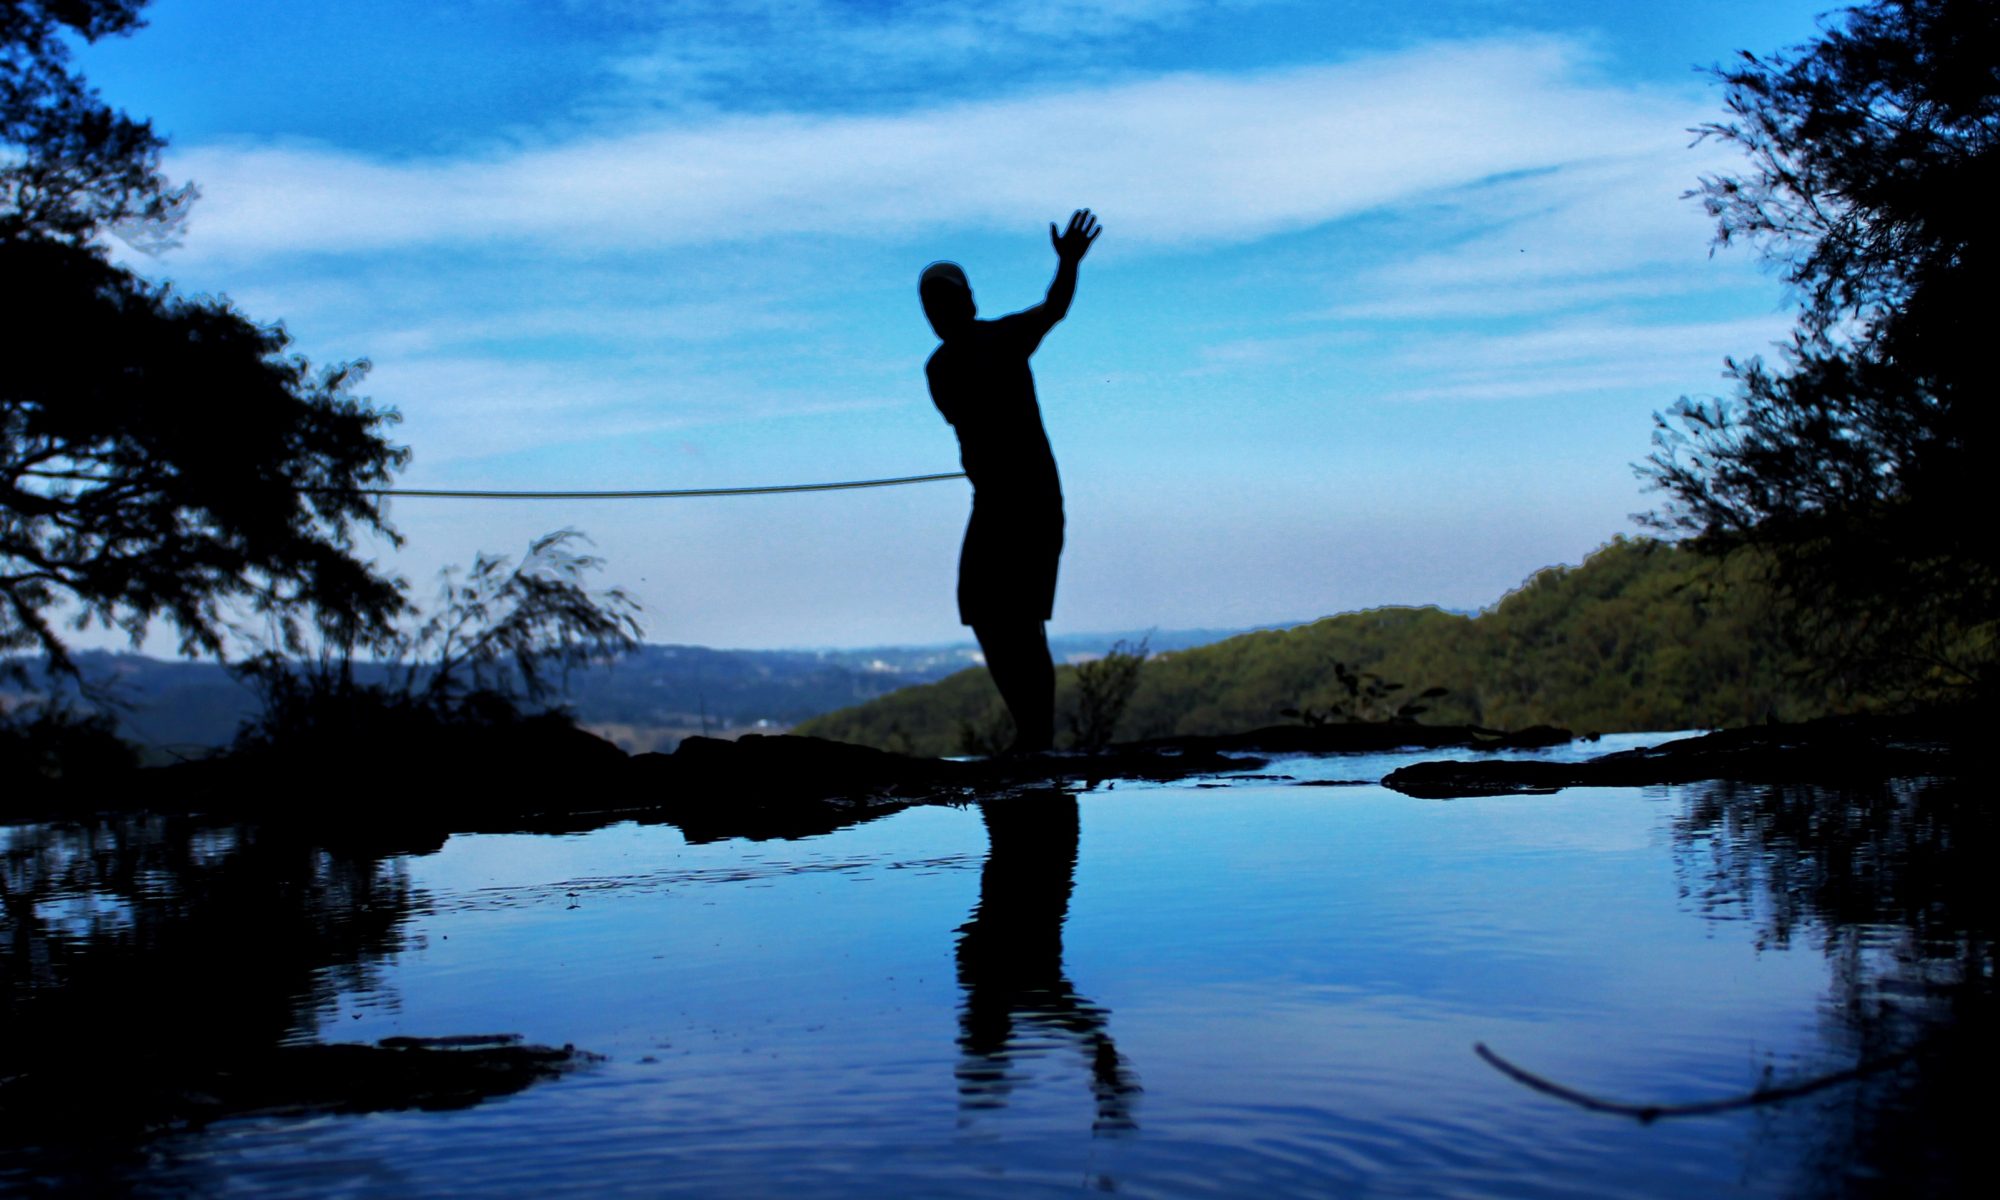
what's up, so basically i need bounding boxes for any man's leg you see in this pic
[972,618,1056,753]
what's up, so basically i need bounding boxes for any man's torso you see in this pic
[928,314,1061,506]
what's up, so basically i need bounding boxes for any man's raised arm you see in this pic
[1022,209,1101,337]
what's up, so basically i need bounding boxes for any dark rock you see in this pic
[1482,724,1574,749]
[0,1035,595,1140]
[666,733,964,798]
[1384,711,1975,799]
[612,735,1273,839]
[54,718,1591,843]
[198,1035,594,1120]
[1128,722,1575,756]
[618,734,963,842]
[961,742,1267,788]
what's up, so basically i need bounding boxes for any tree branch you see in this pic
[1473,1041,1917,1123]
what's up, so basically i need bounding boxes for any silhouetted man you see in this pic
[922,209,1101,753]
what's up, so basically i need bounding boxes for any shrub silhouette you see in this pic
[233,531,640,760]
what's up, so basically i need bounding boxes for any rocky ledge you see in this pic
[1384,710,1977,799]
[31,720,1585,849]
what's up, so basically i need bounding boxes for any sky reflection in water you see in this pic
[3,736,1984,1197]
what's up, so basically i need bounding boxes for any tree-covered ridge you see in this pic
[796,538,1853,756]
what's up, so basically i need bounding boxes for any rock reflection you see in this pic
[2,814,581,1177]
[1671,777,1995,1196]
[3,817,406,1137]
[954,789,1139,1132]
[2,815,410,1060]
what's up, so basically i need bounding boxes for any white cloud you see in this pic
[166,37,1702,265]
[1372,315,1790,404]
[363,299,816,357]
[366,353,905,470]
[1322,150,1747,320]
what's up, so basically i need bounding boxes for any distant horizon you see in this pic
[41,622,1296,664]
[44,524,1636,665]
[47,597,1513,664]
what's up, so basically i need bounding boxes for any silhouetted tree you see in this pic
[1,0,188,245]
[233,531,642,755]
[1066,635,1146,750]
[2,1,407,672]
[1642,0,1997,696]
[0,699,135,794]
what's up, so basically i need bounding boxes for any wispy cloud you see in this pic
[363,300,818,357]
[1372,315,1790,404]
[1322,151,1746,321]
[167,37,1701,264]
[596,0,1265,109]
[367,351,909,472]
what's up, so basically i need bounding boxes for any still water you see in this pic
[3,735,1987,1197]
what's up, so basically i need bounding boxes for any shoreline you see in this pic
[5,709,1981,850]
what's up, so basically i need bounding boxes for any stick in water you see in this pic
[1472,1042,1917,1123]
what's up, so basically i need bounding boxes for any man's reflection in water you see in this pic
[954,789,1138,1132]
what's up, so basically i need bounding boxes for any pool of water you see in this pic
[3,734,1988,1196]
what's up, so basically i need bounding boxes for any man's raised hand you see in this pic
[1050,209,1102,263]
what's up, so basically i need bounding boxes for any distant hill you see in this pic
[795,538,1858,756]
[2,626,1286,756]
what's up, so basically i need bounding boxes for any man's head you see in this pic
[920,260,975,340]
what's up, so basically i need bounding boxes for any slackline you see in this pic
[341,471,966,500]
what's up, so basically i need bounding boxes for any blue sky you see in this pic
[79,0,1835,649]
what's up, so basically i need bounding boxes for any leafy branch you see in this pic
[1068,636,1148,750]
[1283,660,1447,726]
[233,530,640,750]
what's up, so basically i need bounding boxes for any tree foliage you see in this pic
[1068,636,1147,750]
[0,697,135,789]
[396,530,642,707]
[1,0,189,246]
[1642,0,1999,694]
[2,239,409,666]
[1281,666,1445,726]
[234,531,641,754]
[2,1,408,671]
